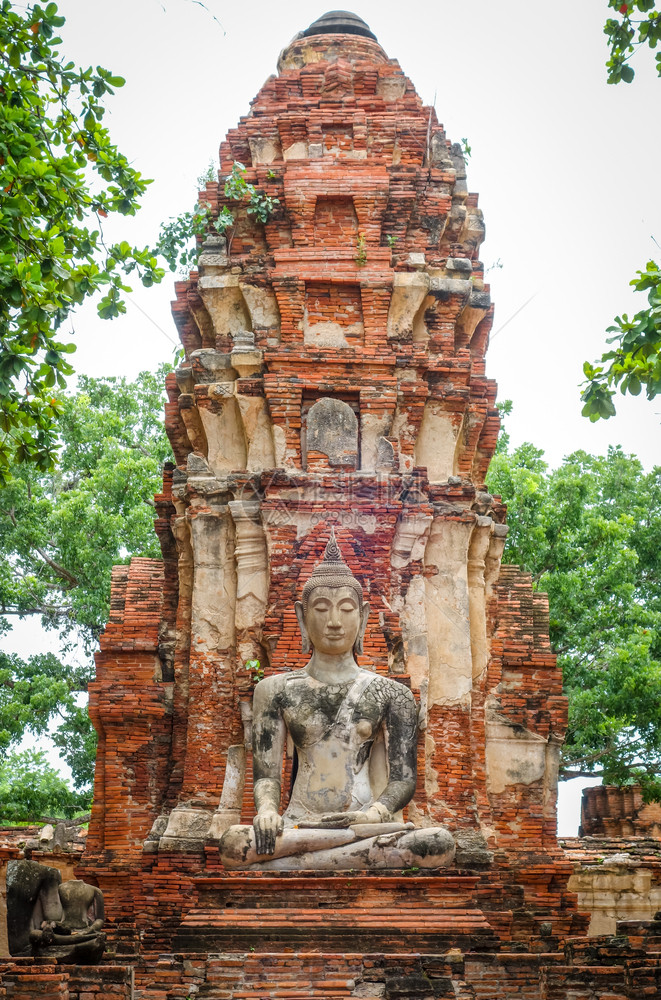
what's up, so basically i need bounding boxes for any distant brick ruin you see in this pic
[580,785,661,839]
[3,11,661,998]
[561,786,661,938]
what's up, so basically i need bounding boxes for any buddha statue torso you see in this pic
[265,668,417,825]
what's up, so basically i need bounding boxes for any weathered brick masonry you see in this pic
[5,11,661,999]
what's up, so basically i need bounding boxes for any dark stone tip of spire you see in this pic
[302,10,377,41]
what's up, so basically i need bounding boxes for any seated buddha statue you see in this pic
[219,530,455,870]
[6,859,105,964]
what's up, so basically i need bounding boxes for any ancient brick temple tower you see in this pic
[90,8,566,856]
[65,11,659,998]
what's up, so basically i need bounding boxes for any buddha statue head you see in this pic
[295,529,370,657]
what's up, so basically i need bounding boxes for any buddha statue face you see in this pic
[294,530,370,657]
[303,585,363,656]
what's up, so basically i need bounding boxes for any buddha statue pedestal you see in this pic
[174,870,499,955]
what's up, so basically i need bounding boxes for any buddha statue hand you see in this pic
[253,807,284,854]
[29,926,54,948]
[298,802,392,829]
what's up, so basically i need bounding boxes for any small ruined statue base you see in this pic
[30,932,106,965]
[219,823,456,871]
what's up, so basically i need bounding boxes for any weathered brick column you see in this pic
[159,493,239,850]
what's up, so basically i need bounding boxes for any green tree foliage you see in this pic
[582,261,661,420]
[0,749,89,822]
[604,1,661,83]
[156,161,279,273]
[487,439,661,798]
[0,366,172,791]
[0,652,98,791]
[0,1,164,481]
[581,4,661,418]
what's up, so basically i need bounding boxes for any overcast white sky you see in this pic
[8,0,661,834]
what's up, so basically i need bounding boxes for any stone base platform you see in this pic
[78,854,590,955]
[0,958,133,999]
[176,873,499,952]
[178,905,498,953]
[37,855,661,996]
[4,940,661,999]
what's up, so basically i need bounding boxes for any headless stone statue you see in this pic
[219,530,455,870]
[6,859,105,964]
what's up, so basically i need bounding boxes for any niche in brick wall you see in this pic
[323,123,354,155]
[313,197,359,245]
[278,120,308,161]
[301,393,360,470]
[303,282,364,347]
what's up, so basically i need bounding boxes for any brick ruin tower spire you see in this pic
[61,11,661,997]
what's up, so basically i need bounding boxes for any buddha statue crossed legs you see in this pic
[219,530,455,870]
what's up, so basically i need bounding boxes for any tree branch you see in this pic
[560,768,605,780]
[32,546,79,588]
[2,505,79,587]
[562,744,617,768]
[127,442,152,458]
[1,606,70,617]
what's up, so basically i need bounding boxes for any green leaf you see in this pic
[582,258,661,419]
